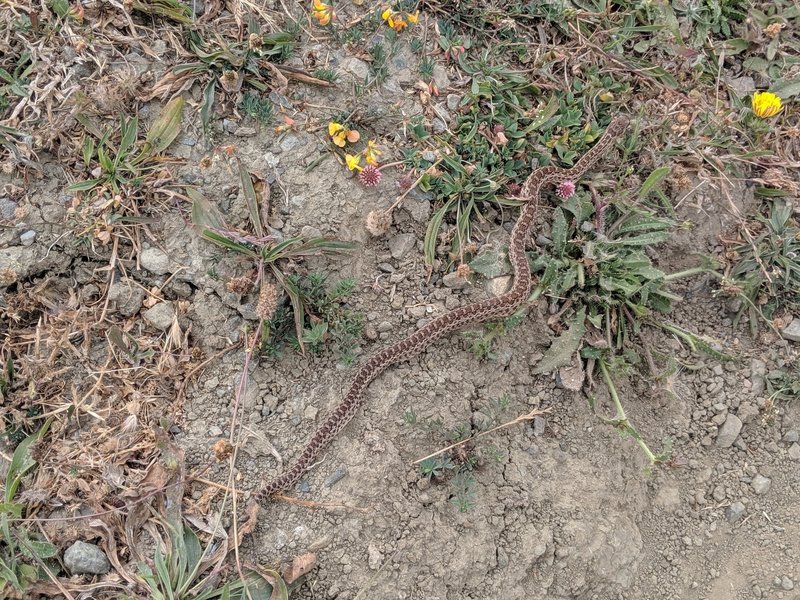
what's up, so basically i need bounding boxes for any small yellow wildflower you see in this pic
[363,140,383,166]
[752,91,783,118]
[311,0,334,26]
[346,154,362,171]
[329,122,360,147]
[382,6,415,31]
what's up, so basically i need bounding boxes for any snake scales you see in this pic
[253,115,630,504]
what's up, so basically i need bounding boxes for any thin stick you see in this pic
[271,494,369,513]
[411,407,552,465]
[382,159,442,215]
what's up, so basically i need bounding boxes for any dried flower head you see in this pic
[456,263,471,279]
[226,275,253,295]
[212,439,234,461]
[359,165,382,187]
[365,209,392,237]
[752,91,783,118]
[764,22,784,38]
[0,267,17,287]
[248,33,263,49]
[256,282,279,320]
[556,180,576,199]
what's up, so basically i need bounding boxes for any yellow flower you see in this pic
[364,140,383,166]
[407,10,419,24]
[329,122,347,147]
[345,154,362,171]
[329,122,360,147]
[752,91,783,118]
[381,7,392,20]
[311,0,334,26]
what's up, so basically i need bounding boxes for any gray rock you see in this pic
[716,414,743,448]
[340,57,370,80]
[388,233,416,260]
[750,358,767,395]
[751,474,771,495]
[367,543,383,570]
[737,402,759,424]
[781,576,794,591]
[324,466,348,488]
[442,272,469,290]
[0,197,17,220]
[376,321,393,333]
[107,282,145,317]
[724,501,746,523]
[784,430,799,443]
[781,318,800,342]
[432,64,450,91]
[300,225,322,239]
[532,416,546,436]
[446,94,461,111]
[486,276,512,297]
[234,127,257,137]
[20,230,36,246]
[727,76,755,97]
[140,247,172,275]
[143,302,175,331]
[788,443,800,461]
[63,541,110,575]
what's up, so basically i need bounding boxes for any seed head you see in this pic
[359,165,382,187]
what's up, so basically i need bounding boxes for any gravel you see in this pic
[725,501,746,523]
[388,233,416,260]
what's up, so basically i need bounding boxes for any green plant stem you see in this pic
[662,265,711,282]
[597,358,658,464]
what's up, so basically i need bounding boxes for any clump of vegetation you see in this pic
[407,396,525,512]
[239,91,274,125]
[721,199,800,335]
[191,162,354,354]
[262,273,364,364]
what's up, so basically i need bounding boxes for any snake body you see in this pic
[254,116,629,504]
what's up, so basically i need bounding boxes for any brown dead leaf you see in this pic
[281,552,316,584]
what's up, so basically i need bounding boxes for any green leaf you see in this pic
[189,188,227,230]
[6,421,51,503]
[533,307,586,375]
[424,199,455,266]
[238,161,263,237]
[66,178,103,192]
[770,78,800,99]
[272,266,307,354]
[607,231,670,246]
[743,57,769,73]
[637,167,671,198]
[144,97,185,155]
[200,79,216,133]
[468,249,511,278]
[21,540,58,560]
[552,207,567,257]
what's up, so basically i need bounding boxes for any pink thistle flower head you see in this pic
[359,165,382,187]
[556,180,576,199]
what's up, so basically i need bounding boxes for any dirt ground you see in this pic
[2,1,800,599]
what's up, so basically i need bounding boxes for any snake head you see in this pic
[608,115,630,135]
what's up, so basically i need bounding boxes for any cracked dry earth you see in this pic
[2,35,800,600]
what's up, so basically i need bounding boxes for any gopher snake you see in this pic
[253,115,629,504]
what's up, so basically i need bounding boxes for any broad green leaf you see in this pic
[637,167,671,198]
[66,178,103,192]
[189,188,227,230]
[552,207,567,257]
[200,79,216,132]
[144,97,185,155]
[770,78,800,99]
[424,199,455,266]
[468,248,511,278]
[238,161,263,237]
[533,307,586,375]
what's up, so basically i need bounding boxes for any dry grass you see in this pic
[1,0,798,596]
